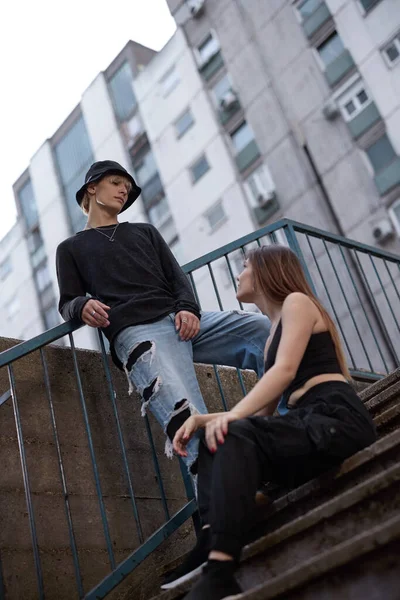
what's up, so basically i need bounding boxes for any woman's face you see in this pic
[236,259,256,303]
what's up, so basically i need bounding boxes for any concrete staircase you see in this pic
[147,369,400,600]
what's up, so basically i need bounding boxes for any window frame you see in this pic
[295,0,323,22]
[204,200,228,233]
[389,199,400,237]
[382,32,400,68]
[174,108,195,139]
[229,121,255,154]
[194,31,221,67]
[336,79,372,121]
[315,31,345,70]
[244,163,276,209]
[190,154,211,184]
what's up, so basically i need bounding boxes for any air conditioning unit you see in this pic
[220,90,237,110]
[188,0,205,18]
[322,98,340,121]
[372,218,394,244]
[258,190,276,209]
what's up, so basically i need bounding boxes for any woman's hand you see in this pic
[173,415,201,457]
[205,412,240,453]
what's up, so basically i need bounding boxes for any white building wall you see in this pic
[134,28,255,263]
[0,222,42,340]
[326,0,400,151]
[81,73,147,224]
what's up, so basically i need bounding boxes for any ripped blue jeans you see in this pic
[113,310,270,471]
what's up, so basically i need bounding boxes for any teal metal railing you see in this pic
[0,219,399,599]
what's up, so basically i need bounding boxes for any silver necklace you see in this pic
[89,223,120,242]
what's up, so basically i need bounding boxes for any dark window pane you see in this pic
[231,122,254,152]
[357,90,368,104]
[175,109,194,137]
[360,0,381,10]
[386,43,400,63]
[317,33,344,66]
[344,100,356,115]
[191,155,210,182]
[109,62,137,122]
[18,179,38,229]
[298,0,322,19]
[366,135,396,172]
[54,116,94,232]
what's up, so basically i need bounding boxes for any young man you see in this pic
[56,160,270,475]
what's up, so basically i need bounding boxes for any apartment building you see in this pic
[1,0,399,345]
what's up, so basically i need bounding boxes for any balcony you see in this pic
[235,140,261,173]
[347,103,382,139]
[198,51,224,81]
[325,50,355,87]
[219,98,241,126]
[252,196,280,225]
[141,172,164,207]
[302,2,331,39]
[374,157,400,196]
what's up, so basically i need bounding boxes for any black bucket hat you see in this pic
[76,160,141,213]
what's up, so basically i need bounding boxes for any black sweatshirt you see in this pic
[56,222,200,369]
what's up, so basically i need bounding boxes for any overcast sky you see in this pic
[0,0,176,239]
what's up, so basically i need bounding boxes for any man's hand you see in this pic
[82,299,110,328]
[175,311,200,341]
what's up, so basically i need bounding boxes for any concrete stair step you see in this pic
[359,367,400,404]
[149,458,400,599]
[232,512,400,600]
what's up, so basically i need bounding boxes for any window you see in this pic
[175,109,195,138]
[160,66,180,97]
[148,196,171,228]
[196,33,220,66]
[382,32,400,67]
[44,304,60,330]
[337,80,371,121]
[244,163,276,208]
[190,154,210,183]
[204,201,227,232]
[35,263,52,293]
[134,150,158,186]
[297,0,322,20]
[389,200,400,236]
[212,74,232,104]
[0,257,12,281]
[230,122,254,153]
[18,179,38,230]
[366,134,396,173]
[6,296,20,320]
[54,116,94,232]
[359,0,382,12]
[317,32,345,67]
[109,61,137,122]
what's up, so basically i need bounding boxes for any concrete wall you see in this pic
[0,335,256,600]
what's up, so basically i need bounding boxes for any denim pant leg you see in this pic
[192,310,270,379]
[114,314,208,470]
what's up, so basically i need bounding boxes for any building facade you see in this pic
[1,0,400,346]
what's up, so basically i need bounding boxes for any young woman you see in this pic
[171,245,377,600]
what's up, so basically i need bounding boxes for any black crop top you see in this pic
[264,320,342,404]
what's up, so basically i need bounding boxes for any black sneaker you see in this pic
[183,560,242,600]
[160,527,211,590]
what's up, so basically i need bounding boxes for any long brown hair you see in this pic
[248,245,350,379]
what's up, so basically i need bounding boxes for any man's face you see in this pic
[88,174,132,213]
